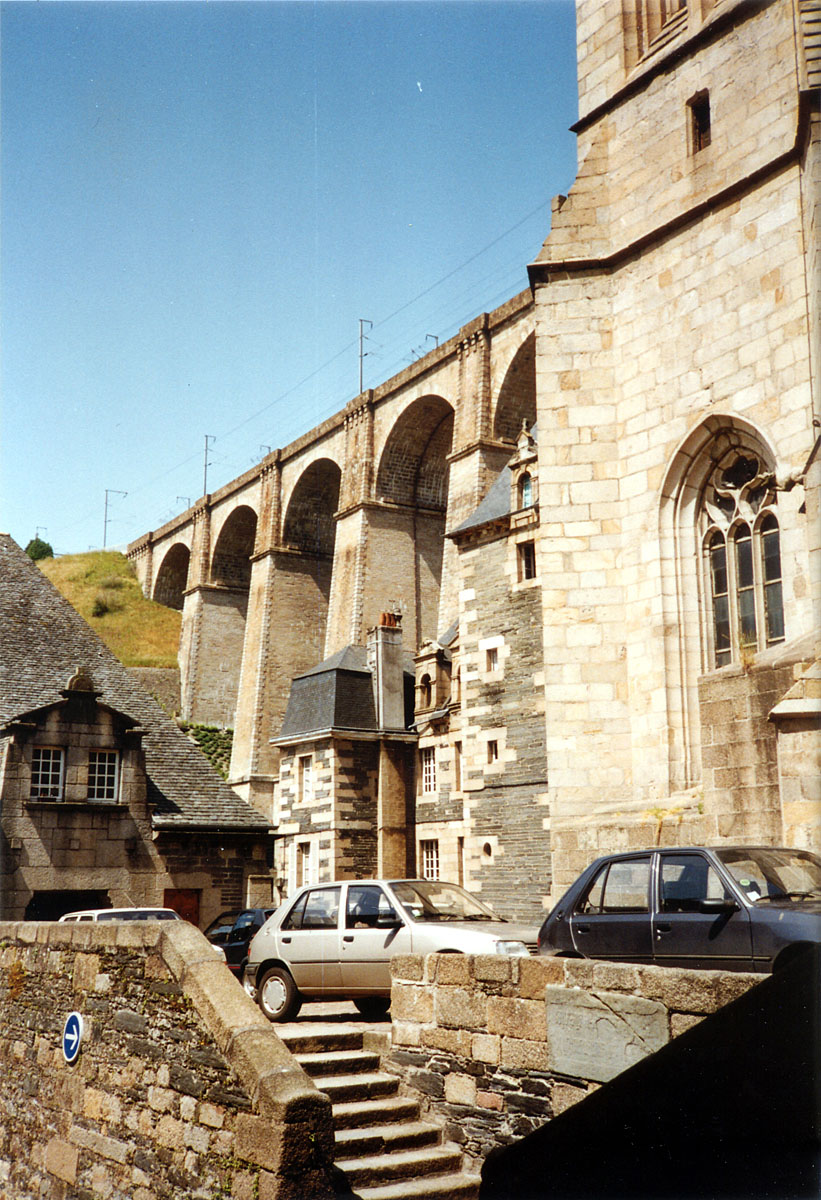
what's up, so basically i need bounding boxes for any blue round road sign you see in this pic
[62,1012,84,1064]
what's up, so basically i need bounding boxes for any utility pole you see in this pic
[203,435,215,497]
[103,489,127,549]
[359,319,372,394]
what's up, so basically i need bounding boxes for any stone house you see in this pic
[0,534,272,924]
[129,0,820,916]
[270,613,417,897]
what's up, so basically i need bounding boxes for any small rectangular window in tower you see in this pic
[689,91,711,153]
[453,741,462,792]
[487,740,499,764]
[298,755,313,802]
[486,646,499,672]
[518,540,537,581]
[421,746,437,794]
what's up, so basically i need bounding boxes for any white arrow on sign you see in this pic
[63,1012,84,1064]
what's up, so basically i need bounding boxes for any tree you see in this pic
[25,536,53,561]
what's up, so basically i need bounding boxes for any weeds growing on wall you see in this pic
[178,722,233,778]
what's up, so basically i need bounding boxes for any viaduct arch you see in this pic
[129,292,535,810]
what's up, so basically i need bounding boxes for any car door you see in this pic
[276,886,344,990]
[339,883,412,992]
[652,851,754,970]
[569,855,654,962]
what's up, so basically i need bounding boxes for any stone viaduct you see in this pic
[129,291,536,810]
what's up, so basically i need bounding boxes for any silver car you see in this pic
[243,878,540,1021]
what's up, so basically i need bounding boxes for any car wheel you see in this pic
[353,996,391,1019]
[257,966,302,1022]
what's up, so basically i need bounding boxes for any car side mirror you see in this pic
[377,911,403,928]
[699,897,739,913]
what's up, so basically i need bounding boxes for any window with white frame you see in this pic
[298,754,313,802]
[87,750,119,801]
[295,840,313,888]
[421,746,437,794]
[420,839,440,880]
[30,747,64,800]
[701,454,785,668]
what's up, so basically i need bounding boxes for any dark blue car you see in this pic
[537,845,821,973]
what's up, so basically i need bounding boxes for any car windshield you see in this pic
[716,848,821,902]
[389,880,499,922]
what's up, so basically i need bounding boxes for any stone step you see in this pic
[352,1171,481,1200]
[313,1070,400,1104]
[338,1143,464,1188]
[277,1024,365,1055]
[296,1048,382,1078]
[333,1095,422,1130]
[335,1120,442,1158]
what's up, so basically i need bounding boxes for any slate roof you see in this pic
[450,425,538,537]
[0,535,270,832]
[277,645,416,741]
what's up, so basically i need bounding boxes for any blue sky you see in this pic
[1,0,578,556]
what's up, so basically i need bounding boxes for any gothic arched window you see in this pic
[701,454,784,668]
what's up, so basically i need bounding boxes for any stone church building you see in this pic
[129,0,820,920]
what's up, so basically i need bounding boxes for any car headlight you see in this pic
[494,940,529,956]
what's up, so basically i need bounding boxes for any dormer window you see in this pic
[420,673,433,709]
[30,747,64,800]
[88,751,119,801]
[519,473,533,509]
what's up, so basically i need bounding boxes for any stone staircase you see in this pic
[278,1021,480,1199]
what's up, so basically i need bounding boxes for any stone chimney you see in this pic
[367,611,405,731]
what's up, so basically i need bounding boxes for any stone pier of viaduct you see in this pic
[129,291,536,811]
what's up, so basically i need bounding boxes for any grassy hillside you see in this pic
[37,551,181,668]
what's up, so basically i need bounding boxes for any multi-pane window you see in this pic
[88,751,119,801]
[30,747,64,800]
[296,841,313,888]
[421,747,437,794]
[702,454,784,668]
[420,839,440,880]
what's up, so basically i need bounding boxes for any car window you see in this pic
[235,912,258,930]
[578,864,608,914]
[282,887,340,931]
[659,854,729,912]
[346,885,397,928]
[581,859,651,914]
[206,912,241,938]
[717,848,821,901]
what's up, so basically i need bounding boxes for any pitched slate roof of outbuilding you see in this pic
[276,645,416,741]
[0,535,270,831]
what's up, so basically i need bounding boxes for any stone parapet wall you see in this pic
[0,921,336,1199]
[386,952,762,1171]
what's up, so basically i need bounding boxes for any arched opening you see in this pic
[282,459,342,557]
[211,507,258,588]
[153,543,190,610]
[375,396,454,646]
[377,396,454,510]
[659,415,780,788]
[493,333,536,443]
